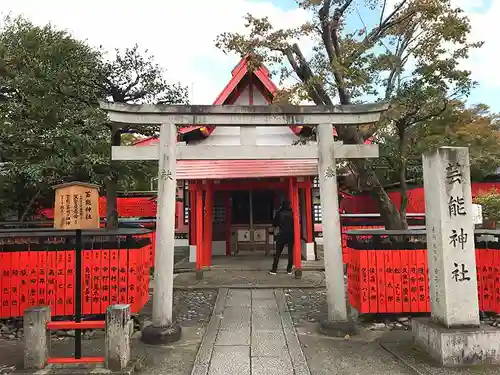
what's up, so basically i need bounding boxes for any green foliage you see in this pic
[0,16,108,218]
[408,102,500,181]
[0,16,188,220]
[100,44,189,137]
[370,101,500,186]
[216,0,484,228]
[97,44,189,228]
[473,191,500,223]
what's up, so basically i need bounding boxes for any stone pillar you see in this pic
[24,306,50,369]
[423,147,479,327]
[413,146,500,366]
[317,124,355,336]
[105,304,131,371]
[141,123,181,344]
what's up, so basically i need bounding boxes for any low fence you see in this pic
[345,228,500,314]
[0,228,153,318]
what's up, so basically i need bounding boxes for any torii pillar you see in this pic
[101,103,388,342]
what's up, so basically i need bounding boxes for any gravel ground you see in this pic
[284,287,500,331]
[172,289,217,327]
[285,288,328,325]
[1,288,217,342]
[284,287,411,329]
[139,289,217,328]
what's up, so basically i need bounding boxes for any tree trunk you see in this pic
[337,126,406,230]
[397,122,409,229]
[354,160,407,230]
[284,43,407,230]
[105,129,121,229]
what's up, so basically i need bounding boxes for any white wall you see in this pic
[191,83,300,147]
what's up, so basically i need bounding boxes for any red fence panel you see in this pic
[347,244,500,314]
[0,233,152,318]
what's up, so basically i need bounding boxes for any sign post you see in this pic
[52,182,100,359]
[52,182,100,230]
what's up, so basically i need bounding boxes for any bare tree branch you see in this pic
[289,44,334,106]
[318,0,353,104]
[346,0,415,67]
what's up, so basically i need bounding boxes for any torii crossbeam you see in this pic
[100,103,388,343]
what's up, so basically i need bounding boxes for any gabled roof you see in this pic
[134,55,302,146]
[133,55,374,146]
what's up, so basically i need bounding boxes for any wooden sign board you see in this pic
[52,182,100,230]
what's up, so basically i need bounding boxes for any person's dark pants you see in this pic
[271,237,294,273]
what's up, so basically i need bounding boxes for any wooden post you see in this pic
[305,180,313,243]
[317,123,352,334]
[203,181,213,267]
[141,123,181,345]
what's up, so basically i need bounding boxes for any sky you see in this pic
[1,0,498,111]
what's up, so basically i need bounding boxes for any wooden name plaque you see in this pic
[52,182,100,230]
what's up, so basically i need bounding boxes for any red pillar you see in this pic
[203,182,213,267]
[225,192,231,256]
[305,179,313,243]
[195,183,203,270]
[289,177,301,270]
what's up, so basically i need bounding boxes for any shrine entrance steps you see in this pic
[190,288,311,375]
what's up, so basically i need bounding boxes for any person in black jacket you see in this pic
[270,199,294,275]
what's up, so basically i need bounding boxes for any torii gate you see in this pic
[101,103,388,343]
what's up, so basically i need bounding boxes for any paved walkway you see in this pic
[172,270,326,290]
[191,288,310,375]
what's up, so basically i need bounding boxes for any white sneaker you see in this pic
[287,271,293,275]
[269,271,277,275]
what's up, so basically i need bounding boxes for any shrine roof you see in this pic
[133,55,302,147]
[129,55,377,147]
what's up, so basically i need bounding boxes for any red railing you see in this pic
[0,230,152,318]
[346,233,500,314]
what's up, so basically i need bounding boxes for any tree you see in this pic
[0,16,108,219]
[0,17,189,222]
[409,102,500,181]
[370,101,500,190]
[474,190,500,228]
[216,0,482,228]
[98,45,189,228]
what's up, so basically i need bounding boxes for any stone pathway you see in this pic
[191,288,310,375]
[174,270,326,289]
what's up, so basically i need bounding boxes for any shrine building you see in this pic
[134,56,364,271]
